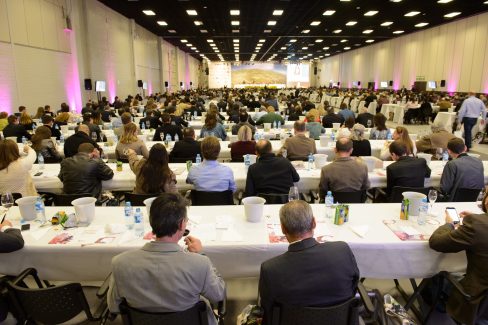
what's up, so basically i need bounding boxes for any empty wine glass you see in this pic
[366,120,372,128]
[288,186,299,202]
[1,192,14,221]
[428,189,437,214]
[91,132,98,142]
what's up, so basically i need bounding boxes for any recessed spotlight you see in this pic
[186,10,198,16]
[143,10,155,16]
[363,29,373,34]
[268,21,277,26]
[390,0,402,2]
[437,0,453,3]
[415,22,429,27]
[194,21,203,26]
[302,29,310,33]
[310,21,321,26]
[232,29,239,33]
[186,44,193,47]
[364,11,378,16]
[231,21,240,25]
[181,39,188,43]
[381,21,393,26]
[444,12,461,18]
[405,11,420,17]
[315,39,323,43]
[273,10,284,15]
[346,21,357,26]
[230,10,240,15]
[393,30,404,34]
[333,29,342,33]
[323,10,336,16]
[366,39,375,43]
[289,39,297,42]
[191,47,196,50]
[325,53,330,56]
[157,21,168,26]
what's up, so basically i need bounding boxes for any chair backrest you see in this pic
[390,186,430,203]
[170,157,196,163]
[257,193,289,205]
[7,281,92,324]
[451,188,482,202]
[53,193,94,206]
[332,190,366,204]
[271,297,359,325]
[191,190,234,206]
[119,299,209,325]
[12,193,22,206]
[125,192,158,206]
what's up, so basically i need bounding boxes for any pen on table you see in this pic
[1,213,6,224]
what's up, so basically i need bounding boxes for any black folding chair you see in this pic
[124,192,159,206]
[190,190,234,206]
[257,193,289,204]
[332,190,367,204]
[451,188,482,202]
[12,193,22,206]
[51,193,94,206]
[389,186,431,203]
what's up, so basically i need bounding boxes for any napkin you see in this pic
[350,225,369,238]
[105,223,127,234]
[215,215,232,229]
[221,227,243,242]
[315,223,333,237]
[401,226,421,236]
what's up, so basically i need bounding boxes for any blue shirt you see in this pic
[339,109,355,121]
[186,160,236,192]
[458,96,487,122]
[112,117,123,129]
[200,124,227,141]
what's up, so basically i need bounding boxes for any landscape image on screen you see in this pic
[231,63,286,86]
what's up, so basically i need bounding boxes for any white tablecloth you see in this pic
[0,203,471,281]
[433,113,483,135]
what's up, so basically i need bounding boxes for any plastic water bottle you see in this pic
[32,124,37,131]
[54,124,59,130]
[124,201,134,230]
[325,191,334,219]
[442,150,449,167]
[273,121,277,129]
[38,154,44,170]
[60,134,65,144]
[244,154,250,168]
[133,208,144,237]
[387,132,392,140]
[418,198,428,225]
[282,149,287,158]
[195,154,202,165]
[165,133,171,145]
[35,197,46,224]
[175,134,179,142]
[331,132,335,141]
[307,153,314,170]
[194,111,198,118]
[277,121,281,129]
[141,122,146,130]
[22,136,27,144]
[254,133,260,141]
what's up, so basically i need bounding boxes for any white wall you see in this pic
[317,11,488,93]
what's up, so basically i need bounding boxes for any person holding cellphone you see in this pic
[428,190,488,325]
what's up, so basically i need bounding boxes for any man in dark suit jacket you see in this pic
[429,207,488,325]
[259,200,359,325]
[153,113,183,141]
[75,114,105,142]
[386,140,431,197]
[169,127,201,163]
[356,107,374,128]
[2,115,31,143]
[245,139,299,197]
[41,115,61,140]
[322,108,344,128]
[64,124,102,158]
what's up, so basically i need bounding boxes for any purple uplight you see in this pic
[147,82,153,96]
[64,30,83,113]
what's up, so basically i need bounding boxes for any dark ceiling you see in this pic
[98,0,488,63]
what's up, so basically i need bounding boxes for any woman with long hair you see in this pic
[31,126,62,163]
[380,126,417,160]
[55,112,70,126]
[116,123,149,160]
[229,125,256,162]
[0,139,38,196]
[91,111,103,126]
[200,112,227,140]
[127,144,176,194]
[33,107,45,119]
[19,111,36,131]
[369,113,391,140]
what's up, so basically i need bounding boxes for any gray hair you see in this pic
[279,200,314,236]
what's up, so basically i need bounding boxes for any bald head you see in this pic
[294,121,306,133]
[336,137,353,155]
[78,124,90,135]
[256,139,272,156]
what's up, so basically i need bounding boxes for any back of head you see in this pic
[345,116,355,129]
[389,140,408,156]
[0,112,7,119]
[237,125,252,142]
[201,136,220,160]
[255,139,272,156]
[78,142,95,154]
[77,124,90,135]
[205,113,217,129]
[373,113,387,130]
[82,113,92,123]
[336,137,353,153]
[351,123,365,140]
[32,126,52,148]
[161,113,171,124]
[182,127,195,138]
[121,123,138,144]
[42,115,53,125]
[239,112,249,123]
[149,193,188,238]
[7,115,17,124]
[121,112,132,125]
[294,121,306,133]
[0,139,20,170]
[447,137,465,154]
[266,106,275,113]
[279,200,314,237]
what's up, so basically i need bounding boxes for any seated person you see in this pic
[187,136,236,192]
[232,112,256,136]
[108,193,225,325]
[259,200,359,325]
[350,123,371,157]
[153,113,183,141]
[229,126,255,162]
[115,123,149,161]
[305,112,325,140]
[429,193,488,325]
[200,113,227,141]
[256,106,285,126]
[321,107,344,128]
[127,144,176,194]
[63,124,102,158]
[0,140,37,197]
[31,126,62,163]
[58,143,114,198]
[75,113,106,142]
[169,127,202,163]
[2,115,31,143]
[416,121,456,155]
[356,106,374,128]
[338,103,355,121]
[380,126,416,160]
[114,112,142,138]
[440,138,484,201]
[319,138,370,200]
[41,114,61,140]
[385,141,431,197]
[279,121,317,160]
[0,220,24,253]
[245,140,299,197]
[369,113,391,140]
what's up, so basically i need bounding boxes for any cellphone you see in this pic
[183,229,190,236]
[446,207,460,224]
[34,172,43,176]
[21,224,30,231]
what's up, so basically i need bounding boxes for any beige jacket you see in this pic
[0,148,38,197]
[279,134,317,160]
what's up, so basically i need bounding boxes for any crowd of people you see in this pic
[1,86,488,324]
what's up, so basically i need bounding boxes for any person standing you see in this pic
[457,91,486,151]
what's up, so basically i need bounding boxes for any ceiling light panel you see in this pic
[323,10,336,16]
[364,11,379,16]
[186,10,197,16]
[143,10,155,15]
[273,10,283,15]
[346,21,357,26]
[404,11,420,17]
[230,10,240,15]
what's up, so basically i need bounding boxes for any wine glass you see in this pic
[428,189,437,214]
[366,120,372,128]
[477,189,486,210]
[288,186,299,202]
[1,192,14,222]
[91,132,98,142]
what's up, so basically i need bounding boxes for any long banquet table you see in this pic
[30,161,488,193]
[0,202,471,281]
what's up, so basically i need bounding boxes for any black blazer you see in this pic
[322,114,344,128]
[2,124,31,143]
[356,113,374,128]
[63,132,102,158]
[245,153,300,196]
[259,238,359,325]
[169,138,201,162]
[386,156,431,196]
[0,228,24,253]
[153,124,183,141]
[352,140,371,157]
[44,124,62,140]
